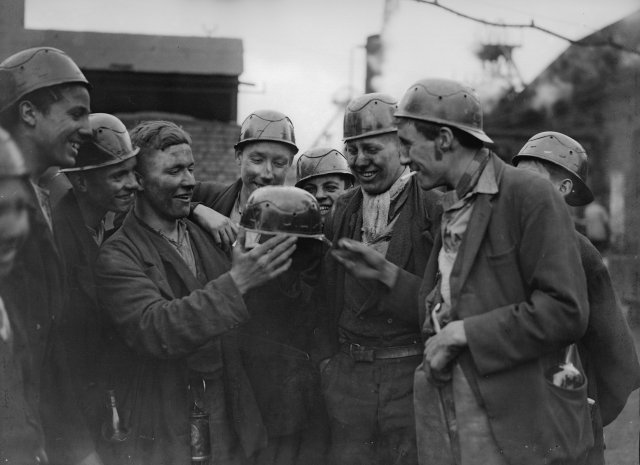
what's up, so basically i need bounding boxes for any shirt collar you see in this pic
[441,152,498,212]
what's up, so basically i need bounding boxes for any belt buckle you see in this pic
[349,343,375,363]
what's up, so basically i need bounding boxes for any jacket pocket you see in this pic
[542,371,593,462]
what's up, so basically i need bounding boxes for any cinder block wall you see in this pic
[117,112,240,185]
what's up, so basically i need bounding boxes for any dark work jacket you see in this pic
[95,212,265,464]
[193,179,321,438]
[0,184,95,465]
[576,232,640,465]
[418,155,593,465]
[315,176,441,359]
[0,297,45,465]
[52,189,119,444]
[193,179,242,217]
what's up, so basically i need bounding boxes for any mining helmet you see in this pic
[295,147,354,187]
[513,131,593,206]
[234,109,298,152]
[240,186,325,241]
[0,126,27,178]
[61,113,139,172]
[0,47,90,114]
[343,93,397,142]
[395,78,493,144]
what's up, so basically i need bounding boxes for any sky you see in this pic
[25,0,640,151]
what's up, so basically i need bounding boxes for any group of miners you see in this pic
[0,45,639,465]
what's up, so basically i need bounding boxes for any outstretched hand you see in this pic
[229,229,297,294]
[331,238,399,289]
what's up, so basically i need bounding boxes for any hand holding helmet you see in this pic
[229,230,297,295]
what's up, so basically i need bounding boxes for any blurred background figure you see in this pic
[584,197,611,255]
[0,126,47,464]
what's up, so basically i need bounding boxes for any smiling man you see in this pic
[95,120,297,465]
[0,46,103,465]
[192,111,332,465]
[193,109,297,223]
[395,79,591,465]
[295,147,354,220]
[316,93,440,465]
[51,113,139,447]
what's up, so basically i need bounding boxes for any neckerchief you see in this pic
[361,166,411,244]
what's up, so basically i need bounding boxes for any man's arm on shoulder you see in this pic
[464,178,589,375]
[95,239,249,359]
[191,180,228,206]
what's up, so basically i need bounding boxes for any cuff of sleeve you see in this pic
[375,267,421,320]
[210,272,251,327]
[189,202,203,217]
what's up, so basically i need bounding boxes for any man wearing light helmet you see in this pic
[0,46,101,465]
[193,110,330,465]
[514,132,640,465]
[52,113,140,445]
[394,79,590,465]
[316,93,441,465]
[0,126,47,464]
[295,147,355,220]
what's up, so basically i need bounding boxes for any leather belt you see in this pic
[340,342,423,362]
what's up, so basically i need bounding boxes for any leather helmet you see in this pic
[513,131,593,206]
[234,109,298,152]
[295,147,354,187]
[240,186,325,240]
[61,113,139,172]
[343,93,397,142]
[0,47,89,114]
[395,78,493,144]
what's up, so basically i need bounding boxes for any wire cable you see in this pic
[412,0,640,57]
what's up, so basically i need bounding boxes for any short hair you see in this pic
[0,83,81,130]
[405,119,484,150]
[537,159,573,183]
[129,120,191,175]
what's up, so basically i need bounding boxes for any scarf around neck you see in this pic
[361,166,411,244]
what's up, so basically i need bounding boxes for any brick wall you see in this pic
[117,112,241,185]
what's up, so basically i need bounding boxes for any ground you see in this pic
[603,325,640,464]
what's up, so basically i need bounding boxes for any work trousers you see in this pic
[321,351,420,465]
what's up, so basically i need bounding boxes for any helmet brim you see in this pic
[343,128,397,143]
[295,170,355,188]
[241,227,330,246]
[234,138,298,152]
[394,113,493,144]
[60,146,140,173]
[566,177,594,207]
